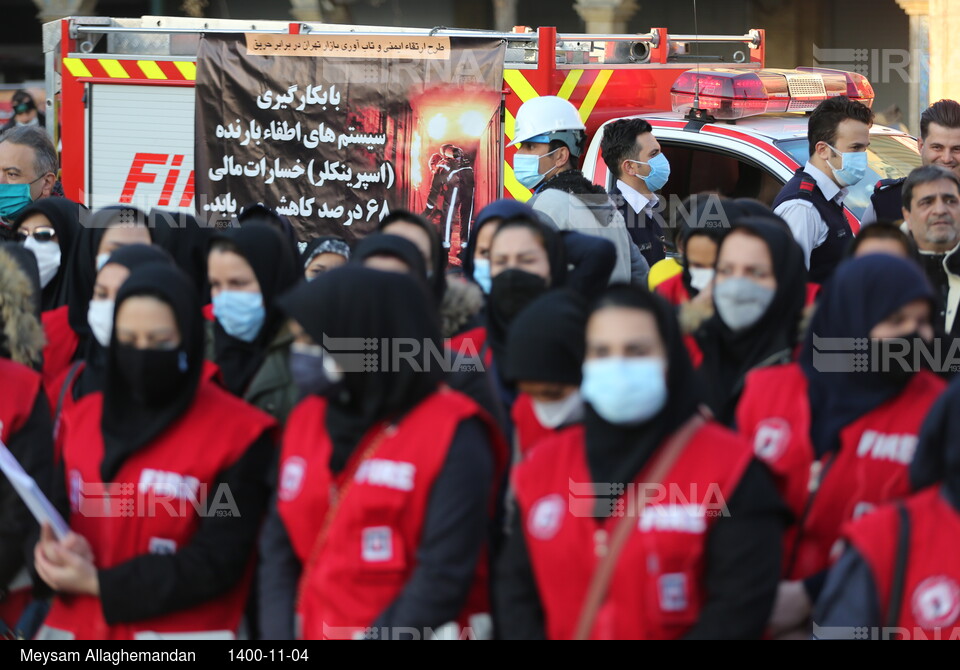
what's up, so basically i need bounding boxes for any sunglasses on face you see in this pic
[17,226,56,242]
[13,103,33,115]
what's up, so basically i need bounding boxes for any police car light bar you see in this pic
[670,67,875,120]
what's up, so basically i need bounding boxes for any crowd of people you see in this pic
[0,92,960,640]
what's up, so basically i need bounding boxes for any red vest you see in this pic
[448,326,493,368]
[41,306,79,400]
[278,387,506,640]
[512,421,752,639]
[0,359,44,624]
[42,381,275,640]
[845,487,960,639]
[736,364,945,580]
[511,393,555,459]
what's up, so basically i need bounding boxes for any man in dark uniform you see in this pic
[862,99,960,225]
[600,118,668,267]
[773,96,873,283]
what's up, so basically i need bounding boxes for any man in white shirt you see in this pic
[772,96,874,283]
[600,118,669,267]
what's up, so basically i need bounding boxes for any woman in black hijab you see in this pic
[736,254,948,638]
[496,284,785,639]
[35,264,275,640]
[13,196,82,312]
[258,267,503,639]
[815,378,960,635]
[149,208,215,298]
[351,233,428,279]
[461,199,537,293]
[300,235,350,281]
[696,218,808,425]
[377,209,447,305]
[236,203,301,262]
[53,244,175,420]
[208,224,299,423]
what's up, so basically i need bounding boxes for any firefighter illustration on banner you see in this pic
[423,143,476,249]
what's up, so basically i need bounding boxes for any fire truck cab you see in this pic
[581,67,922,230]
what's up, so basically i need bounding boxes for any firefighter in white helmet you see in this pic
[512,96,647,285]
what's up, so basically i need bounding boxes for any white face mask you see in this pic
[23,236,61,289]
[688,267,715,292]
[532,390,585,429]
[87,299,115,348]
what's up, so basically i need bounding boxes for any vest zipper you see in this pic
[785,453,836,577]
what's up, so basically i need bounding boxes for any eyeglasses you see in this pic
[13,103,33,115]
[17,226,56,243]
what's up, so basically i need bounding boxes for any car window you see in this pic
[774,135,921,219]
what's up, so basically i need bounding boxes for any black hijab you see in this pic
[75,244,175,399]
[676,196,732,298]
[277,267,444,473]
[697,218,807,425]
[503,289,587,386]
[800,255,936,458]
[66,205,151,339]
[211,225,299,396]
[911,378,960,511]
[352,233,428,280]
[101,265,205,482]
[236,203,301,261]
[584,285,704,490]
[149,208,215,299]
[377,209,447,304]
[460,199,538,282]
[485,216,567,369]
[13,196,84,311]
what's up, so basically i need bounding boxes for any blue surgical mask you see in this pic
[212,291,266,343]
[288,342,345,398]
[513,149,559,189]
[581,356,667,425]
[0,183,33,222]
[472,258,492,294]
[629,153,671,192]
[96,253,111,272]
[826,143,868,187]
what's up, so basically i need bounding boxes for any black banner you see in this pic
[195,33,505,249]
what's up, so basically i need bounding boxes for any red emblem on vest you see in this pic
[752,418,791,463]
[527,494,566,540]
[279,456,307,502]
[912,576,960,629]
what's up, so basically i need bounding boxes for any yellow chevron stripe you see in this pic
[557,70,583,101]
[504,109,516,142]
[504,69,539,104]
[503,162,532,202]
[137,60,168,80]
[174,61,197,81]
[578,69,613,124]
[63,58,92,78]
[99,59,130,79]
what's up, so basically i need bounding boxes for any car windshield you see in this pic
[775,135,921,219]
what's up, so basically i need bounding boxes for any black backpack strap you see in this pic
[886,502,911,630]
[55,361,84,423]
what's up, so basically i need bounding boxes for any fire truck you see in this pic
[41,15,768,217]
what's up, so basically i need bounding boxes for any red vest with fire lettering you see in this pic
[512,421,752,640]
[0,358,45,626]
[41,381,275,640]
[844,487,960,638]
[278,387,505,640]
[735,363,945,580]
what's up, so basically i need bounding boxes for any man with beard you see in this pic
[901,165,960,339]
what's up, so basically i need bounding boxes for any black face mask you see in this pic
[873,331,928,385]
[490,269,548,324]
[114,344,189,406]
[288,349,346,400]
